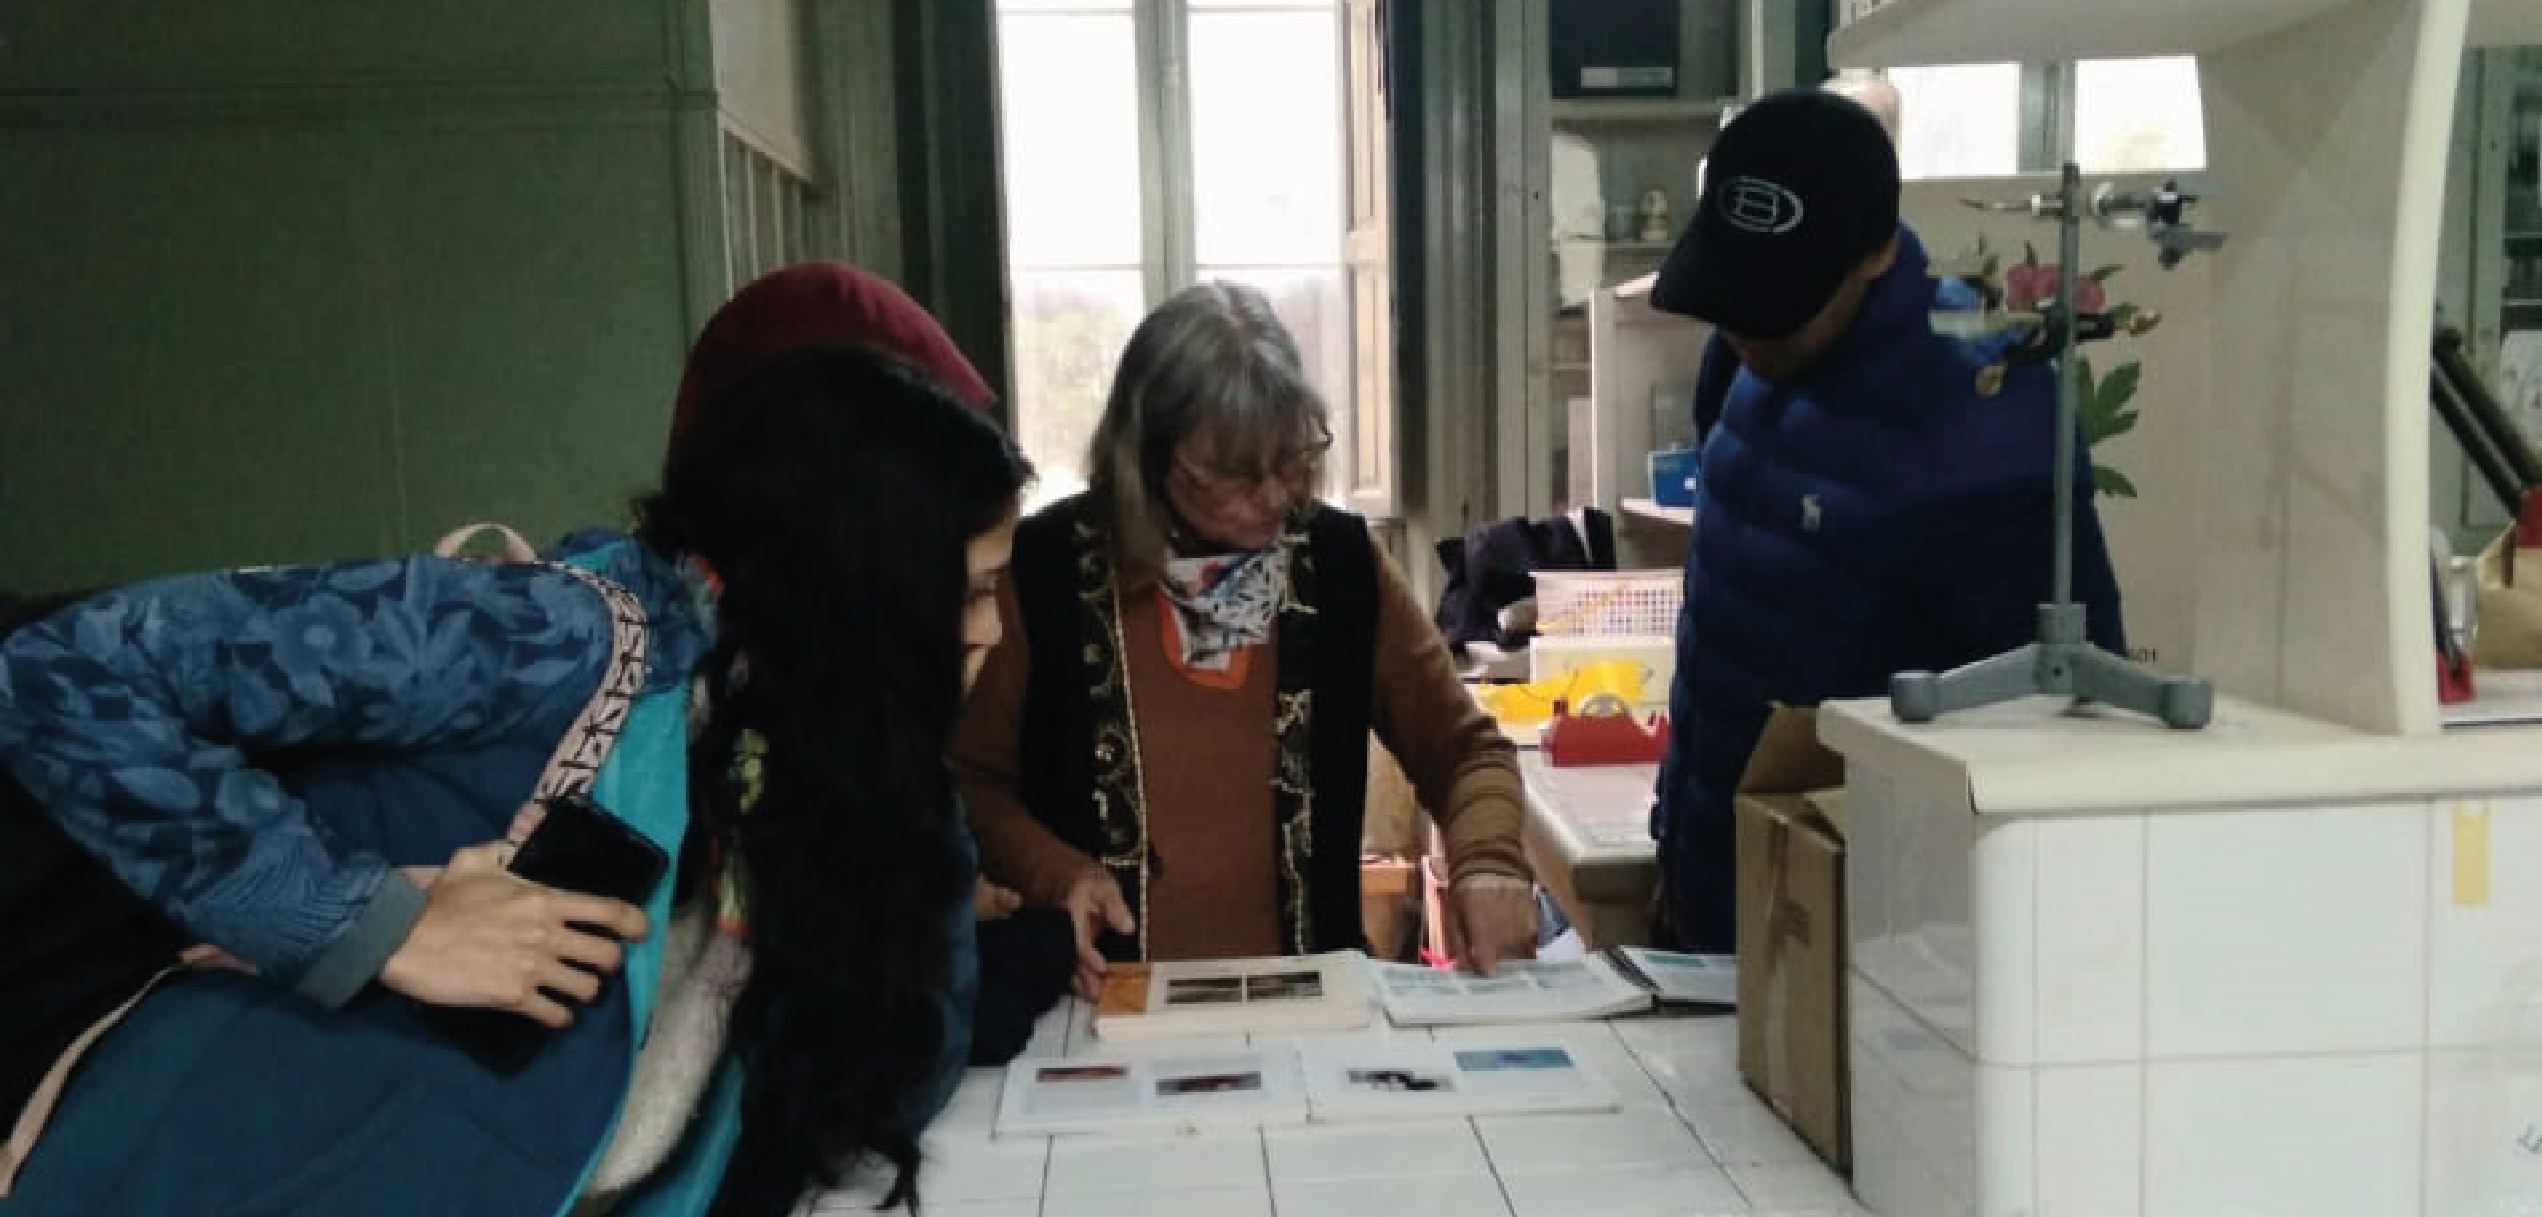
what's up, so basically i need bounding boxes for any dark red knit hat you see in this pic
[667,262,996,457]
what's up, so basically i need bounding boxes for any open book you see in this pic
[1605,946,1738,1008]
[1298,1039,1620,1123]
[1092,950,1372,1042]
[995,1039,1613,1136]
[1371,955,1653,1026]
[995,1048,1309,1138]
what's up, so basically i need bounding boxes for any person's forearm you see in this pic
[964,786,1096,905]
[1432,760,1533,885]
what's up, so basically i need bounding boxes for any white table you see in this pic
[1519,753,1662,947]
[811,1000,1866,1217]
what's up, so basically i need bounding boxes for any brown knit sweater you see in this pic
[952,531,1530,961]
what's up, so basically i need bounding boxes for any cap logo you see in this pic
[1719,176,1805,235]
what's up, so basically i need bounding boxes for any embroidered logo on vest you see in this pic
[1800,494,1823,533]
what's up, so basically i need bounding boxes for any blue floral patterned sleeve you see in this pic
[0,556,618,992]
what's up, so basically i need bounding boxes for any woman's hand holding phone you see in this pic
[382,840,651,1028]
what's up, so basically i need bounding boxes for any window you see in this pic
[995,0,1390,513]
[993,1,1142,501]
[720,131,817,291]
[1885,55,2206,180]
[1890,63,2025,178]
[2072,56,2206,174]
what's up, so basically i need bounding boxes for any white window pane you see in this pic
[1189,11,1344,265]
[1191,0,1332,7]
[998,13,1143,266]
[1011,269,1145,507]
[2075,56,2206,173]
[1890,62,2022,179]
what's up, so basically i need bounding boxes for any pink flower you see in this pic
[2003,244,2108,313]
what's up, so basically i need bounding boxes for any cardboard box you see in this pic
[1734,707,1850,1172]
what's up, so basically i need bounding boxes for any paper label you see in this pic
[2455,801,2493,907]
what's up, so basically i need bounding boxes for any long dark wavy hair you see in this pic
[634,345,1030,1217]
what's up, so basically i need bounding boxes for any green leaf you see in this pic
[2079,400,2117,442]
[2093,464,2139,498]
[2023,241,2038,267]
[2097,361,2142,413]
[2108,302,2140,328]
[2088,264,2125,282]
[2074,355,2098,408]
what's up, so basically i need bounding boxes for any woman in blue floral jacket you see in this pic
[0,337,1030,1216]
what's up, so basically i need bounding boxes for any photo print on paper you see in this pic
[1242,970,1325,1002]
[1156,1070,1266,1097]
[1452,1047,1577,1072]
[1345,1067,1454,1094]
[1163,975,1246,1006]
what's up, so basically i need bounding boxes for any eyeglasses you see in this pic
[1174,435,1333,502]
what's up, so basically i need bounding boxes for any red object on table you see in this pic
[2439,648,2477,705]
[1542,702,1670,766]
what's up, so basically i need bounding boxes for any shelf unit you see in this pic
[1619,496,1694,527]
[1546,94,1739,125]
[1534,0,1740,518]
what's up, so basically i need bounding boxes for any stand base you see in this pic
[1889,604,2215,730]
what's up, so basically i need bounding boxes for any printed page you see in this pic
[1370,956,1651,1026]
[1298,1039,1619,1122]
[1094,950,1372,1041]
[1611,947,1739,1007]
[996,1048,1309,1137]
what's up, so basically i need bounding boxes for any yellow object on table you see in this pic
[1472,659,1648,732]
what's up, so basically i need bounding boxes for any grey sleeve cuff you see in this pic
[292,868,428,1008]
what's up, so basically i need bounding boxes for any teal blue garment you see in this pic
[0,532,971,1214]
[554,654,739,1217]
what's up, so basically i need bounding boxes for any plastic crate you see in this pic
[1533,569,1683,636]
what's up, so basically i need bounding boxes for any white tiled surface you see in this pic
[2030,815,2146,1065]
[2143,1054,2426,1217]
[2427,795,2542,1048]
[2422,1045,2542,1217]
[1832,700,2542,1217]
[1966,819,2036,1066]
[812,1002,1864,1217]
[1845,769,1983,1062]
[2143,802,2430,1057]
[2031,1065,2141,1217]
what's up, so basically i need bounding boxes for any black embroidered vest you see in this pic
[1011,494,1377,959]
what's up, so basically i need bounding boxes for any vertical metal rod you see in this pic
[2052,161,2081,607]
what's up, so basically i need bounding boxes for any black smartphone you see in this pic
[415,793,668,1076]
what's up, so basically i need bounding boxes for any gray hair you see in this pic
[1083,280,1332,581]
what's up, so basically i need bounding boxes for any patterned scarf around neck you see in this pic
[1154,546,1291,671]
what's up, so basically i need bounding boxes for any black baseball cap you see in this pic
[1651,88,1901,340]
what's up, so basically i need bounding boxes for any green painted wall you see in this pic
[0,4,717,588]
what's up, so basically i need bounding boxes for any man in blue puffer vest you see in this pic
[1646,89,2125,951]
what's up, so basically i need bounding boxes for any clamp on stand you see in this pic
[1889,164,2219,731]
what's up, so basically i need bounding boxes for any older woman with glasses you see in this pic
[952,282,1537,996]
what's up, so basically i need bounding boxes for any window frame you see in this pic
[996,0,1396,516]
[1887,56,2206,181]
